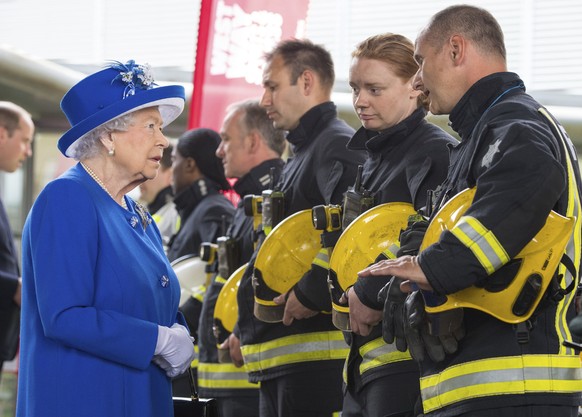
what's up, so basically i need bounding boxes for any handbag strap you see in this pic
[186,367,199,401]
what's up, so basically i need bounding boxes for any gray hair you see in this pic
[70,113,134,160]
[225,99,286,156]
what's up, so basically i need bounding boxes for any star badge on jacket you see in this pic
[481,139,502,168]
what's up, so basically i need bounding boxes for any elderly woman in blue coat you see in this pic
[16,61,196,417]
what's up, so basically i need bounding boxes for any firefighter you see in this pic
[221,39,366,417]
[166,128,234,263]
[197,99,286,417]
[340,34,456,417]
[359,5,582,417]
[167,128,235,396]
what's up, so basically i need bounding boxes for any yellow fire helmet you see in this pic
[170,254,208,307]
[328,203,415,331]
[253,209,322,323]
[213,263,247,363]
[420,187,575,323]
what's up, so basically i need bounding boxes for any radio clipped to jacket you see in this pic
[261,167,285,236]
[216,235,240,281]
[312,165,374,235]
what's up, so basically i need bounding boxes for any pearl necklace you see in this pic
[80,162,128,210]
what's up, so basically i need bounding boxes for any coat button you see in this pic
[160,275,169,288]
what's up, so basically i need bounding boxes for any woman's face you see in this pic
[349,57,419,132]
[170,145,191,196]
[113,107,169,183]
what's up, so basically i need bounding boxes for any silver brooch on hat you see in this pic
[109,60,156,99]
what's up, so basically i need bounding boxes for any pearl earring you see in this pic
[108,148,115,156]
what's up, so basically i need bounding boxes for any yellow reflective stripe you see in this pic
[539,107,582,355]
[189,344,199,368]
[191,284,207,302]
[359,337,412,374]
[312,248,330,269]
[421,354,582,413]
[381,243,400,260]
[152,213,162,224]
[215,274,227,285]
[241,331,349,372]
[450,216,510,274]
[557,156,581,355]
[254,297,278,307]
[197,362,259,390]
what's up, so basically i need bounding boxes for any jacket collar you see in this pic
[347,107,427,152]
[173,177,221,219]
[147,185,173,214]
[233,158,285,198]
[449,72,525,140]
[286,101,338,151]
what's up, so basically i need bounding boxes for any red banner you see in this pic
[189,0,310,130]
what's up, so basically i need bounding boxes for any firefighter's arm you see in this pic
[421,121,565,295]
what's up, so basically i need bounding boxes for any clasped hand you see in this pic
[219,333,244,368]
[153,323,196,378]
[360,257,465,363]
[339,288,382,336]
[274,289,318,326]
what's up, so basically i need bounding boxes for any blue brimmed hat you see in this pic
[58,60,185,157]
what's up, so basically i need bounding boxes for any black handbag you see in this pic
[173,368,218,417]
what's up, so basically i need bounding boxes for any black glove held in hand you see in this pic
[403,291,465,363]
[397,218,429,257]
[380,276,408,351]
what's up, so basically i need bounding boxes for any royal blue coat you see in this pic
[17,164,183,417]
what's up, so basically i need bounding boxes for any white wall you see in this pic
[0,0,580,96]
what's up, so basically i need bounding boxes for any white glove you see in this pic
[154,323,196,378]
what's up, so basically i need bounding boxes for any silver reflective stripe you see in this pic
[452,216,509,274]
[241,331,348,372]
[421,355,582,413]
[382,243,400,259]
[313,248,330,268]
[244,339,347,363]
[359,337,411,374]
